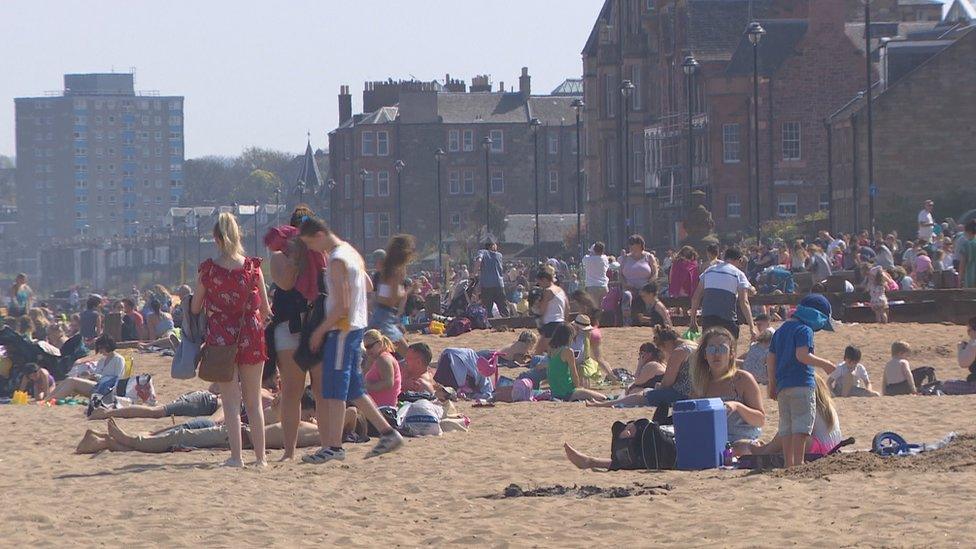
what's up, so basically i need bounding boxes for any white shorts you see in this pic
[274,322,301,351]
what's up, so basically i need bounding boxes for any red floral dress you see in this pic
[199,257,267,365]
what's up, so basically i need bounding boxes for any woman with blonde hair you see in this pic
[361,329,402,408]
[191,212,272,468]
[370,234,416,357]
[737,374,841,457]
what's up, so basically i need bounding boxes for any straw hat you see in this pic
[573,314,594,331]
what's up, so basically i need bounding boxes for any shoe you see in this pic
[365,431,403,459]
[301,447,346,464]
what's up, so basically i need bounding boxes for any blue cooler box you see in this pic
[673,398,728,470]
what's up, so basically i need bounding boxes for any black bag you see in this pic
[609,418,676,471]
[294,293,326,371]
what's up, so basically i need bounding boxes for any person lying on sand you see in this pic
[494,330,538,368]
[566,327,764,469]
[88,389,220,420]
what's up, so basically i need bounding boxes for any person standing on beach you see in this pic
[299,217,403,464]
[474,239,507,318]
[958,220,976,289]
[918,199,936,244]
[582,242,610,305]
[688,247,756,340]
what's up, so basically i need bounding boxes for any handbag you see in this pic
[198,265,254,383]
[294,293,326,371]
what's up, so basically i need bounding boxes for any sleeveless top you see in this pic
[546,347,576,400]
[620,252,654,289]
[719,373,762,442]
[328,243,368,330]
[669,343,696,397]
[542,287,567,324]
[364,351,402,408]
[644,300,667,328]
[199,257,267,365]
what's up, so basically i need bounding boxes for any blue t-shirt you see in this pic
[477,250,504,288]
[770,319,815,389]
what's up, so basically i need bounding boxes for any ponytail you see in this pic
[214,212,245,258]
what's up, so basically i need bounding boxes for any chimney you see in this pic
[338,85,352,125]
[498,81,505,93]
[519,67,531,97]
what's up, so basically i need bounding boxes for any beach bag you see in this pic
[123,374,157,405]
[464,304,490,330]
[198,343,238,383]
[397,400,443,437]
[445,317,472,337]
[85,375,120,417]
[609,418,676,471]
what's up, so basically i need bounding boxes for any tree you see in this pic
[469,198,508,242]
[242,169,283,203]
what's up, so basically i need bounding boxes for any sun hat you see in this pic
[573,314,594,331]
[794,294,835,332]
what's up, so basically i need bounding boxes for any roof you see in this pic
[582,0,613,56]
[845,21,941,55]
[725,19,809,77]
[295,140,323,192]
[687,0,775,62]
[527,96,577,125]
[503,214,584,246]
[357,105,399,125]
[944,0,976,22]
[436,92,528,124]
[898,0,943,5]
[550,78,583,96]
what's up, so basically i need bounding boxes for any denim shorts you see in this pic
[369,304,404,342]
[777,386,816,436]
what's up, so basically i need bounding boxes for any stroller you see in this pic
[443,276,479,317]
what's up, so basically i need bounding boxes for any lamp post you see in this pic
[394,159,405,233]
[682,55,699,213]
[434,148,445,285]
[619,79,634,248]
[359,168,368,252]
[275,184,281,226]
[747,21,766,244]
[252,199,260,258]
[530,118,542,265]
[326,178,336,225]
[482,136,492,239]
[864,0,876,236]
[571,98,585,264]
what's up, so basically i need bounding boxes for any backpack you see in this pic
[463,304,490,330]
[609,418,676,471]
[445,317,472,337]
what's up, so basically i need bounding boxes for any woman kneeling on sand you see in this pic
[565,327,765,469]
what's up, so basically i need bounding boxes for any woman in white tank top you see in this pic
[533,268,567,354]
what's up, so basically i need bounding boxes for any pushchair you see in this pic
[443,276,479,317]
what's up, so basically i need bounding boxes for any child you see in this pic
[882,341,917,395]
[866,266,891,324]
[827,346,879,397]
[18,363,55,401]
[637,282,672,329]
[766,294,837,467]
[739,327,773,385]
[545,323,607,402]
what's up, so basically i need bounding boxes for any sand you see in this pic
[2,321,975,547]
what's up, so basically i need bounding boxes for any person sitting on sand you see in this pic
[957,316,976,383]
[569,314,615,385]
[828,346,880,397]
[495,330,539,368]
[568,291,615,381]
[636,282,672,329]
[564,327,765,470]
[625,342,666,395]
[18,363,55,401]
[737,374,842,458]
[586,326,696,416]
[48,335,126,401]
[739,328,773,385]
[88,389,221,420]
[545,323,607,402]
[401,342,436,394]
[882,341,917,395]
[361,330,402,408]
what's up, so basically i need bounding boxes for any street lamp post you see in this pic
[326,179,336,225]
[571,98,585,263]
[275,184,281,226]
[864,0,876,236]
[252,199,260,258]
[530,118,542,266]
[482,136,492,239]
[434,149,445,285]
[682,55,699,214]
[747,21,766,244]
[619,79,634,248]
[359,168,368,252]
[394,159,405,233]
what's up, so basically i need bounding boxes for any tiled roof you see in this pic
[725,19,809,77]
[527,96,577,125]
[436,92,528,124]
[687,0,775,62]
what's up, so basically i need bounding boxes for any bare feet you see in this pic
[584,399,610,408]
[563,443,595,470]
[76,430,110,454]
[106,418,126,440]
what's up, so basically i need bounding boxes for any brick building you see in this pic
[327,69,582,255]
[827,25,976,237]
[582,0,868,249]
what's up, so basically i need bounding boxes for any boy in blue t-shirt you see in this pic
[766,294,837,467]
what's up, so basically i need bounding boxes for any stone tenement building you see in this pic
[14,73,185,245]
[327,70,583,255]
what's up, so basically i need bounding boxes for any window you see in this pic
[727,193,741,218]
[450,213,461,227]
[462,170,474,195]
[376,131,389,156]
[777,193,798,217]
[377,171,390,196]
[490,170,504,194]
[548,134,559,155]
[819,192,830,211]
[364,172,375,197]
[169,101,180,111]
[603,73,615,117]
[490,130,503,152]
[449,170,460,194]
[378,213,390,238]
[631,65,642,111]
[361,131,375,156]
[463,130,474,151]
[448,130,460,152]
[723,123,740,163]
[548,171,559,194]
[364,213,375,239]
[344,175,351,199]
[782,122,801,160]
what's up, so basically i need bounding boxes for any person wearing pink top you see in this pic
[915,250,934,287]
[668,246,700,298]
[362,329,402,408]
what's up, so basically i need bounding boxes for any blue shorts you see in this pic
[369,303,404,342]
[321,328,366,402]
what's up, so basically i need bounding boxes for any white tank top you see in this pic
[328,242,369,330]
[543,287,567,324]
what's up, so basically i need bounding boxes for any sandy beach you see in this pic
[2,321,975,547]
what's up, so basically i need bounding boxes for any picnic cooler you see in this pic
[673,398,728,470]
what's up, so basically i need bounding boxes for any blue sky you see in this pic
[1,0,603,158]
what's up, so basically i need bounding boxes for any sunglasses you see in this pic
[705,343,731,356]
[365,340,381,349]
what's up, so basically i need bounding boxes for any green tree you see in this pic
[241,169,283,203]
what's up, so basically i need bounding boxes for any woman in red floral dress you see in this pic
[191,212,272,468]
